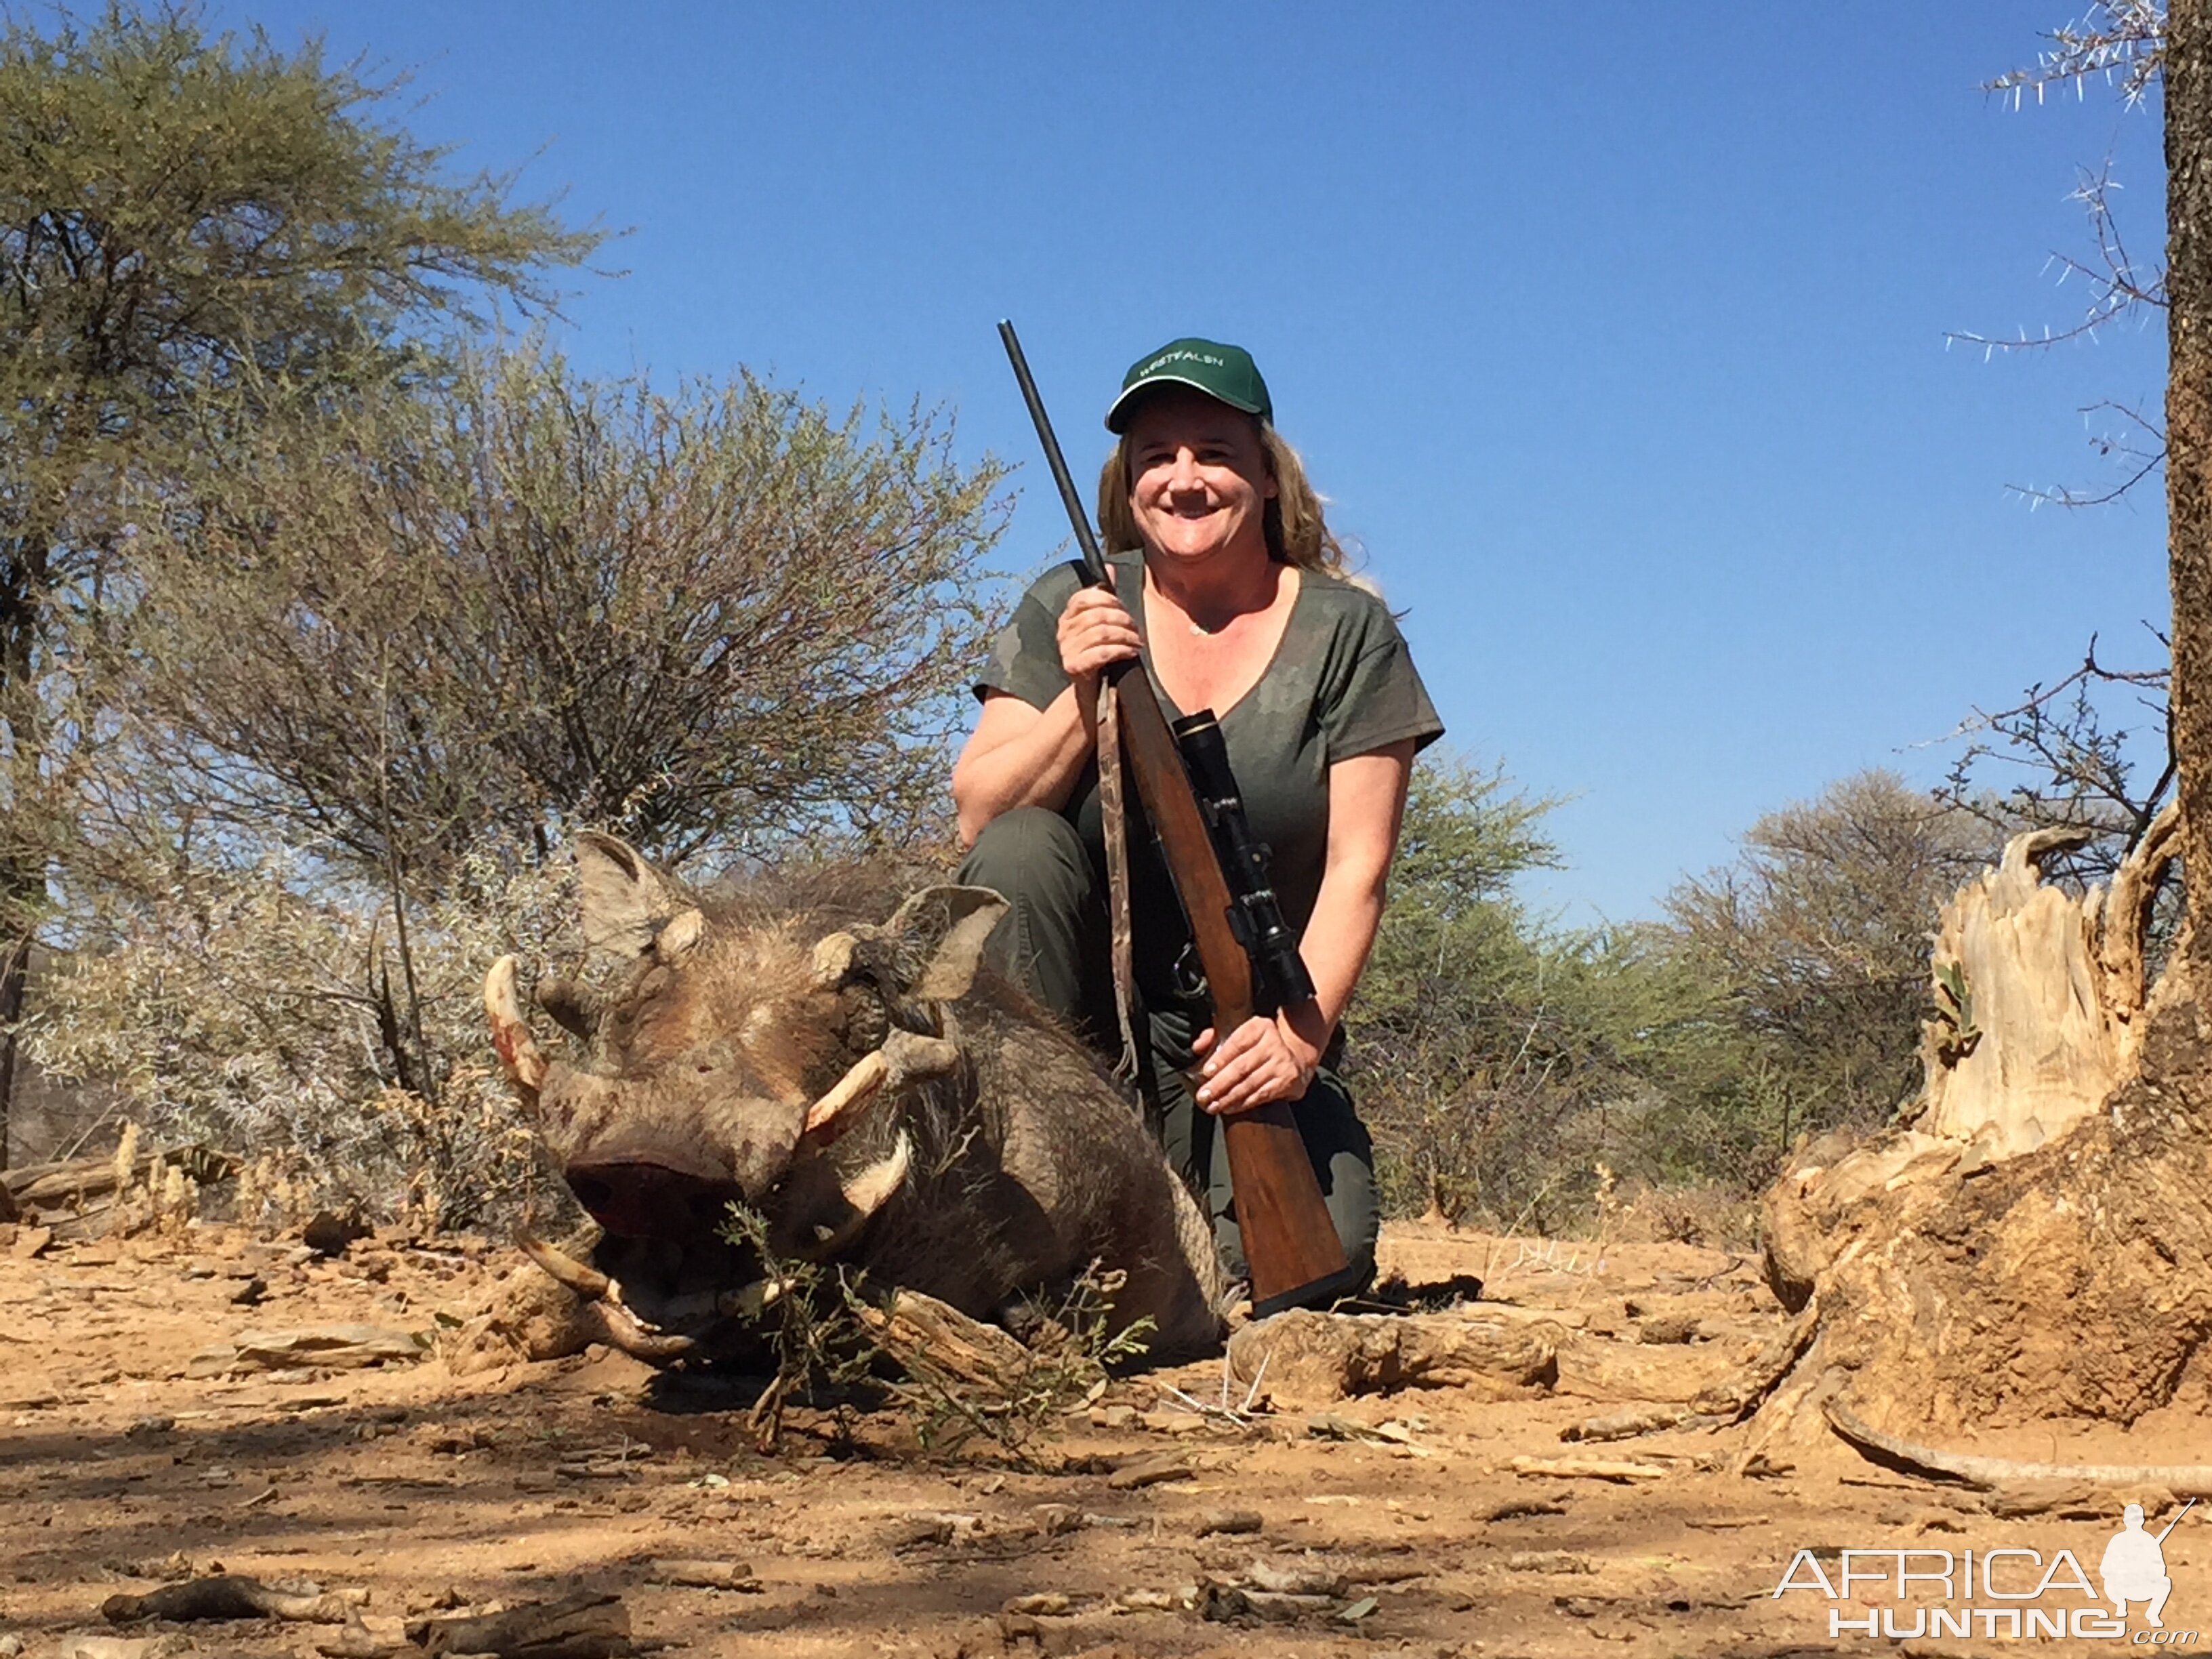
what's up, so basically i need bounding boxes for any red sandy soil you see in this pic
[1,1218,2203,1657]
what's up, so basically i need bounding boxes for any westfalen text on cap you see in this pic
[1104,337,1273,432]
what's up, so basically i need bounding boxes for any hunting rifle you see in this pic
[996,319,1361,1316]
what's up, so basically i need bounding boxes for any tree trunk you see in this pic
[0,542,49,1176]
[2173,0,2212,995]
[0,927,28,1173]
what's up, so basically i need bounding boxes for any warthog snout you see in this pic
[562,1140,743,1241]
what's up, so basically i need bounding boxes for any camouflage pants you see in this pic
[958,806,1379,1296]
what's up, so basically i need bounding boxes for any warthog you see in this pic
[483,834,1225,1363]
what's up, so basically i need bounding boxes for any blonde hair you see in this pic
[1096,419,1349,575]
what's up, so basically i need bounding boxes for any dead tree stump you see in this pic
[1744,811,2212,1456]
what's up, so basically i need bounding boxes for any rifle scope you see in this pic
[1170,712,1316,1013]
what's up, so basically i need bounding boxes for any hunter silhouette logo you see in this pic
[2104,1500,2194,1629]
[1771,1498,2199,1642]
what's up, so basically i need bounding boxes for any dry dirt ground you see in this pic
[2,1218,2205,1658]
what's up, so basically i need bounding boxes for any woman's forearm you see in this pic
[1292,870,1387,1039]
[1281,742,1415,1054]
[951,687,1097,846]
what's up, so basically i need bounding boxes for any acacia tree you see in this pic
[28,348,1007,1179]
[1347,756,1573,1223]
[0,4,599,1162]
[1938,5,2176,884]
[1349,758,1755,1230]
[1665,772,1999,1139]
[1744,2,2212,1458]
[123,350,1008,878]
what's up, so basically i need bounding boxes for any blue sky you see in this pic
[209,1,2173,922]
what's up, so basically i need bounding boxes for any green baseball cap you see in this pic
[1104,336,1273,432]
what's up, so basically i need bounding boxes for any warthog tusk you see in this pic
[484,956,549,1097]
[795,1131,915,1263]
[804,1050,887,1136]
[842,1129,912,1217]
[518,1234,611,1299]
[593,1300,697,1361]
[718,1277,796,1320]
[516,1235,699,1361]
[801,1029,964,1141]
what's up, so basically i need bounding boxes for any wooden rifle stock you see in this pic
[1103,659,1354,1312]
[993,320,1354,1315]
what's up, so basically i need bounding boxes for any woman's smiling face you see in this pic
[1123,387,1277,567]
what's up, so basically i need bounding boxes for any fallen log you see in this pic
[408,1590,630,1658]
[102,1574,367,1624]
[1689,1300,1820,1420]
[643,1559,758,1591]
[1561,1404,1709,1443]
[1227,1309,1556,1408]
[1507,1454,1668,1483]
[6,1145,236,1213]
[855,1288,1035,1391]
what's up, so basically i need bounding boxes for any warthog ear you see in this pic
[576,832,680,959]
[886,885,1010,1002]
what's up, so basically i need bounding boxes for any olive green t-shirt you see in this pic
[974,552,1444,996]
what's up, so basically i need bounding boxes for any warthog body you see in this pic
[485,835,1225,1361]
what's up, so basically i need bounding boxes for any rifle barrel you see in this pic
[998,321,1109,585]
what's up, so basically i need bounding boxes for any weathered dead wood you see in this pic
[1689,1300,1820,1420]
[855,1288,1034,1391]
[408,1591,630,1658]
[2098,802,2184,1067]
[1730,817,2212,1443]
[1107,1452,1195,1490]
[68,1638,194,1659]
[188,1324,428,1376]
[1910,825,2118,1161]
[316,1623,398,1659]
[102,1574,367,1624]
[1561,1405,1708,1442]
[644,1559,759,1591]
[1226,1309,1555,1408]
[5,1145,236,1213]
[1507,1454,1668,1483]
[1549,1326,1742,1406]
[1826,1400,2212,1494]
[3,1150,235,1229]
[1982,1481,2121,1519]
